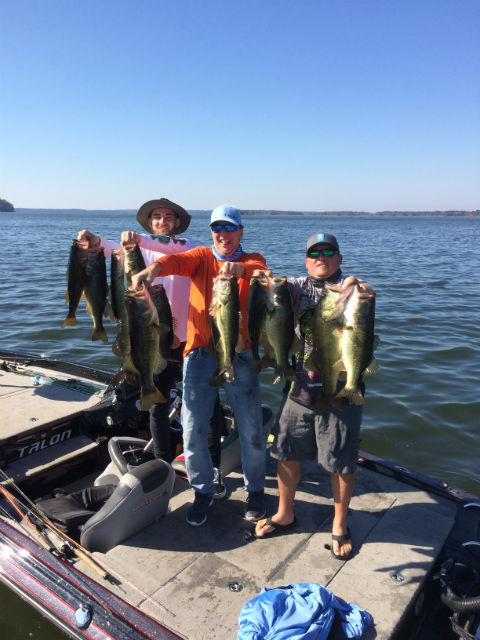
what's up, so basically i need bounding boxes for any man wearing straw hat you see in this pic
[77,199,226,497]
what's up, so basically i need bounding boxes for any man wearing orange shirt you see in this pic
[132,205,268,526]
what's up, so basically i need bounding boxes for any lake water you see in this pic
[2,210,480,638]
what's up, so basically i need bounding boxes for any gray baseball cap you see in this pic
[306,232,340,254]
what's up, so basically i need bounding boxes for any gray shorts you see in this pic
[270,397,362,474]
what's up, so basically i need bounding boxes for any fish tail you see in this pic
[92,327,108,343]
[335,386,365,405]
[209,366,234,386]
[363,357,379,375]
[223,365,235,383]
[140,387,167,410]
[62,315,77,328]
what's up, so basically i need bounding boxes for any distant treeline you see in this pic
[0,198,14,212]
[11,206,480,217]
[242,209,480,217]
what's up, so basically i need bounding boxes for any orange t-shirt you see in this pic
[156,246,267,356]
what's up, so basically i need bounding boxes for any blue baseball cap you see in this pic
[210,205,243,228]
[306,232,340,254]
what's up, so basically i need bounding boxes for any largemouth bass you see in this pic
[150,283,176,367]
[84,248,109,343]
[62,240,88,328]
[110,249,130,359]
[263,276,296,383]
[305,284,344,409]
[335,284,377,405]
[209,274,242,385]
[123,243,147,285]
[247,274,270,372]
[125,285,167,410]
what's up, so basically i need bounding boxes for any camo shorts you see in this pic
[269,397,362,474]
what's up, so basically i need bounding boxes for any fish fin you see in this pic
[335,387,365,405]
[171,333,181,349]
[85,300,93,319]
[333,358,346,372]
[373,335,380,350]
[314,393,330,411]
[112,336,124,358]
[330,396,344,410]
[61,315,77,328]
[364,357,379,375]
[209,369,223,386]
[123,354,139,375]
[235,333,245,353]
[210,365,234,386]
[103,301,111,319]
[125,370,138,387]
[261,355,276,369]
[109,368,126,387]
[223,365,235,383]
[207,335,216,355]
[154,355,168,375]
[140,387,167,410]
[253,357,264,373]
[92,327,108,343]
[65,290,69,303]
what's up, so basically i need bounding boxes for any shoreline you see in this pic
[11,208,480,217]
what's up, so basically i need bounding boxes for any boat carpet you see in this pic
[79,456,457,640]
[0,365,106,440]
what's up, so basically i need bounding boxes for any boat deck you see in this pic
[79,455,457,640]
[0,363,106,439]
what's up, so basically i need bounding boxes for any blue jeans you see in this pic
[181,347,266,495]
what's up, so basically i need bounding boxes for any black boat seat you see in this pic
[80,458,175,553]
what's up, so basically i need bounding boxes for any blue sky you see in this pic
[1,0,479,211]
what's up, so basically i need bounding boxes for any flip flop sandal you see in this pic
[254,516,297,539]
[330,528,354,561]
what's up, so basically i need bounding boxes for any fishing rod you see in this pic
[0,471,175,618]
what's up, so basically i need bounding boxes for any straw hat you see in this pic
[136,198,191,234]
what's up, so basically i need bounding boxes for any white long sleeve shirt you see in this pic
[100,233,196,342]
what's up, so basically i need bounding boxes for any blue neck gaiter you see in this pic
[212,244,244,262]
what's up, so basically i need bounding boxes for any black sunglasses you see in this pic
[307,248,338,258]
[210,223,239,233]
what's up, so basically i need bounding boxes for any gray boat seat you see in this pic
[80,458,175,553]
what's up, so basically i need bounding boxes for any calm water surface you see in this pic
[2,210,480,637]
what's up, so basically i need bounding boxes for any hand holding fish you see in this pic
[77,229,101,249]
[131,262,162,290]
[341,276,373,294]
[219,262,245,277]
[252,269,273,278]
[121,230,141,247]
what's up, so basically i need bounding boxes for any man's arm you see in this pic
[139,234,197,254]
[131,261,163,289]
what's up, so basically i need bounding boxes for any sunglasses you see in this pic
[307,248,338,258]
[210,223,239,233]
